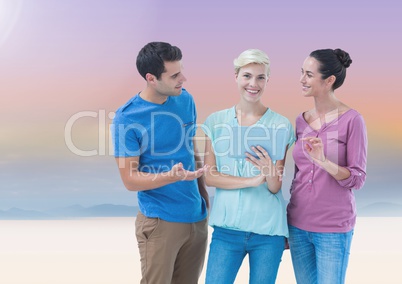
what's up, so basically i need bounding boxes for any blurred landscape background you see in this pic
[1,0,401,217]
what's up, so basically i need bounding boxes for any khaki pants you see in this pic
[135,212,208,284]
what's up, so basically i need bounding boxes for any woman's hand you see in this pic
[301,137,354,182]
[245,145,284,193]
[302,137,326,162]
[247,174,267,187]
[245,146,278,178]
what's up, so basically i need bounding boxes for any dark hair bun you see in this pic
[334,48,352,68]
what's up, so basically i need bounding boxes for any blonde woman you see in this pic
[203,49,295,284]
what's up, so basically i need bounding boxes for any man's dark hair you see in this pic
[136,42,182,80]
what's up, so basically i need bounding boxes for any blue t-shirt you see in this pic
[203,106,295,236]
[112,89,207,223]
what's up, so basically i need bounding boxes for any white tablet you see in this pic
[228,126,289,160]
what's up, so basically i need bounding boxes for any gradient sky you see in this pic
[0,0,401,210]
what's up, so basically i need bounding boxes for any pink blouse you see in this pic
[287,109,368,233]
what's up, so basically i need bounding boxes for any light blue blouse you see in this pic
[203,106,295,236]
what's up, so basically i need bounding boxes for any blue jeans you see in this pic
[205,226,285,284]
[288,225,354,284]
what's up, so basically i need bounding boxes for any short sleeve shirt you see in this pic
[203,106,295,236]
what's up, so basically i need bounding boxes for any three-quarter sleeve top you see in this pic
[287,109,368,233]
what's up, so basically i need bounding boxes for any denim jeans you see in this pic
[205,226,285,284]
[288,225,354,284]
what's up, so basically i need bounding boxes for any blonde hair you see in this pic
[233,49,270,76]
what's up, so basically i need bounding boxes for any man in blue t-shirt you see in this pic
[112,42,209,284]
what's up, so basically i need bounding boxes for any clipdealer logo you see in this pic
[64,110,115,157]
[64,110,197,157]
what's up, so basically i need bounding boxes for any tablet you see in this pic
[228,126,289,160]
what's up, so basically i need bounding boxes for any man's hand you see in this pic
[170,163,208,181]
